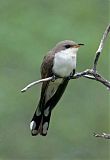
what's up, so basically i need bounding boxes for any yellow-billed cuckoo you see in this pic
[30,40,84,136]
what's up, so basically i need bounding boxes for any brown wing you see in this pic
[41,51,54,79]
[40,51,54,99]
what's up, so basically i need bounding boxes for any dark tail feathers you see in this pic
[30,107,52,136]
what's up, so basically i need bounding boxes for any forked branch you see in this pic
[94,133,110,139]
[93,24,110,72]
[21,24,110,93]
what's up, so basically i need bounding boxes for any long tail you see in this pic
[30,107,52,136]
[30,78,69,136]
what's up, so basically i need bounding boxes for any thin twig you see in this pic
[21,77,53,92]
[93,24,110,72]
[94,133,110,139]
[83,75,96,80]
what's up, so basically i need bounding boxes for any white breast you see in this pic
[52,48,78,77]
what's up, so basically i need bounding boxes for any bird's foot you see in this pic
[51,75,57,82]
[67,72,74,80]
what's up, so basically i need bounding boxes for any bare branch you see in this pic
[93,24,110,72]
[21,68,110,93]
[83,75,96,80]
[94,133,110,139]
[91,71,110,89]
[71,69,110,89]
[21,77,53,92]
[21,24,110,93]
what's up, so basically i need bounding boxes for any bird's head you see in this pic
[53,40,84,54]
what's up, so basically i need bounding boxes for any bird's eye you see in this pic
[64,44,71,49]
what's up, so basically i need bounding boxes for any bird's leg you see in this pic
[67,69,75,80]
[51,74,62,82]
[67,74,72,80]
[51,75,58,82]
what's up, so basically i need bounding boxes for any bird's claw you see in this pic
[67,73,74,80]
[51,75,57,82]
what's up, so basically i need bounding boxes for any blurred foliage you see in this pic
[0,0,109,159]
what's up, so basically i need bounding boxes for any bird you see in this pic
[30,40,84,136]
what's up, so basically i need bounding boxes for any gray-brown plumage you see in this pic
[30,40,84,136]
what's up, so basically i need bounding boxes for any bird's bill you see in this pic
[78,43,84,46]
[72,43,84,48]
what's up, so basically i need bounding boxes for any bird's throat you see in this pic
[52,48,78,77]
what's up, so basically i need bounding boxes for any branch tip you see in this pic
[94,132,110,139]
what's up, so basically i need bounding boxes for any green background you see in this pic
[0,0,109,159]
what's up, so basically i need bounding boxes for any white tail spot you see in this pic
[43,122,48,134]
[36,109,41,116]
[30,121,36,130]
[44,107,49,116]
[31,129,38,135]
